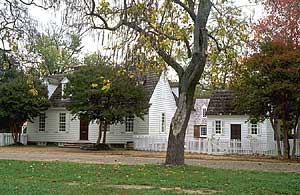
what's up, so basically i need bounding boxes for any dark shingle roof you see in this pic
[47,72,160,107]
[206,90,241,115]
[142,72,160,100]
[46,74,65,85]
[169,81,179,88]
[49,83,70,107]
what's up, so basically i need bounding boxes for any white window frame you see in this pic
[215,120,222,134]
[59,113,66,132]
[125,116,134,132]
[249,123,259,135]
[160,113,166,133]
[39,113,46,132]
[200,125,207,137]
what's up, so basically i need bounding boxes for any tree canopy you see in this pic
[232,41,300,159]
[27,30,83,76]
[0,66,50,142]
[65,54,149,145]
[255,0,300,45]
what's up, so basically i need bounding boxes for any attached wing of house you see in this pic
[206,90,274,145]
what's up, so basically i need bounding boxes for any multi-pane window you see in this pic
[215,120,222,134]
[59,113,66,131]
[200,125,207,136]
[39,113,46,131]
[125,116,134,132]
[251,123,258,135]
[202,108,207,118]
[161,113,166,133]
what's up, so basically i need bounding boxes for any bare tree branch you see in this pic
[173,0,196,21]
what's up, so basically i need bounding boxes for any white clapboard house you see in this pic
[134,89,300,156]
[204,90,276,154]
[26,72,177,146]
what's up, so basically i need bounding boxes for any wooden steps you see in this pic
[58,142,92,148]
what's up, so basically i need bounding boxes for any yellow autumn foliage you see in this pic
[29,88,38,96]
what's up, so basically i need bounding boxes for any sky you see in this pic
[28,0,265,55]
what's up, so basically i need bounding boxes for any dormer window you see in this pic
[61,83,66,99]
[60,77,69,100]
[202,105,207,118]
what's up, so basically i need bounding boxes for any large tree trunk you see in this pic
[271,118,282,158]
[96,121,103,145]
[166,90,195,165]
[164,0,211,165]
[282,120,290,159]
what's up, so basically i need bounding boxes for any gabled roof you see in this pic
[45,74,65,85]
[206,90,240,115]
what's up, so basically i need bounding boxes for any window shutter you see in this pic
[258,123,261,135]
[248,123,251,134]
[212,121,215,135]
[194,125,200,138]
[221,121,225,134]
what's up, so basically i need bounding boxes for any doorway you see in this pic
[230,124,241,140]
[80,119,89,140]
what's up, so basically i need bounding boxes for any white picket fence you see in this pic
[0,133,28,146]
[133,135,300,156]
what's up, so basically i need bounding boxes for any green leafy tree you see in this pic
[65,55,149,146]
[28,31,82,75]
[232,41,300,159]
[207,5,250,89]
[0,67,50,143]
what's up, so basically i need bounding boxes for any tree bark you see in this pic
[102,121,107,144]
[271,118,282,157]
[166,90,195,165]
[282,119,290,159]
[165,0,211,165]
[9,120,18,143]
[96,121,103,145]
[292,116,299,158]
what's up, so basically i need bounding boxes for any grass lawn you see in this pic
[0,160,299,195]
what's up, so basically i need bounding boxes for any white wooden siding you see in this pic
[148,73,176,137]
[206,115,274,145]
[27,109,148,144]
[186,99,209,138]
[27,108,77,143]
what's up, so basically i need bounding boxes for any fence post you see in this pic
[208,139,212,154]
[0,134,4,146]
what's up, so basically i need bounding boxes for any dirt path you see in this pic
[0,146,299,173]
